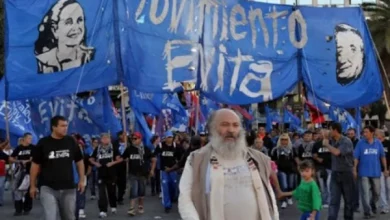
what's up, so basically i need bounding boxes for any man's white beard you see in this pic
[210,132,248,160]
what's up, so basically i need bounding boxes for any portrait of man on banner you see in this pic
[34,0,95,74]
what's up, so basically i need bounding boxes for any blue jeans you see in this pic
[317,169,331,205]
[40,186,76,220]
[0,176,5,205]
[277,172,294,202]
[75,189,86,220]
[161,171,178,209]
[380,174,390,211]
[301,212,320,220]
[328,171,354,220]
[360,177,380,215]
[89,170,98,196]
[129,175,146,199]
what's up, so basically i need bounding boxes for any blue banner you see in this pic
[130,90,187,117]
[5,0,118,100]
[29,88,122,142]
[300,7,383,108]
[120,0,202,93]
[201,1,299,104]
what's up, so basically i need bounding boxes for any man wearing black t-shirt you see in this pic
[375,129,390,214]
[30,116,85,220]
[120,132,156,216]
[312,129,332,208]
[154,131,182,213]
[294,131,315,166]
[89,133,122,218]
[10,133,34,215]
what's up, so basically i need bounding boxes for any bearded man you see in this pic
[178,109,279,220]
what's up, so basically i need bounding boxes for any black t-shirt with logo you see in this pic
[32,136,83,190]
[122,145,154,177]
[91,145,119,180]
[153,142,181,169]
[381,139,390,171]
[312,141,332,170]
[270,147,295,173]
[11,144,33,172]
[295,142,314,163]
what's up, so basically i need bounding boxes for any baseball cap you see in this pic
[132,132,142,139]
[164,131,174,138]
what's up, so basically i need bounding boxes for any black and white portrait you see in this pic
[335,24,365,86]
[34,0,95,74]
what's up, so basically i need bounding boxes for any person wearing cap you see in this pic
[119,132,156,216]
[199,132,208,147]
[154,130,182,213]
[89,133,122,218]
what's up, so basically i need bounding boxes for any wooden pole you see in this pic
[194,92,200,135]
[3,101,10,141]
[119,82,128,145]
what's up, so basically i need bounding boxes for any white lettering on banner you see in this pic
[134,91,154,100]
[37,98,94,124]
[0,101,32,132]
[134,1,308,97]
[162,40,200,91]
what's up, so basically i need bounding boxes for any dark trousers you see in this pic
[116,164,126,202]
[353,178,360,210]
[98,179,117,212]
[89,170,98,196]
[14,190,33,213]
[328,171,354,220]
[150,168,161,195]
[75,189,86,220]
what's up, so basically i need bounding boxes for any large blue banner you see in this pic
[29,89,122,141]
[300,7,383,108]
[120,0,202,93]
[5,0,118,100]
[201,1,300,104]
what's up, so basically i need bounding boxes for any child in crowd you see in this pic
[282,160,322,220]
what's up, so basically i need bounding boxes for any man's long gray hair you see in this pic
[207,110,248,160]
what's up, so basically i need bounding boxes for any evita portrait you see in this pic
[34,0,95,74]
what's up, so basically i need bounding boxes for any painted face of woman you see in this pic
[54,3,85,47]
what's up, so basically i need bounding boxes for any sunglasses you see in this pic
[132,138,139,140]
[281,138,288,141]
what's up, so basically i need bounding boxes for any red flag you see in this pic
[305,101,325,124]
[230,105,253,120]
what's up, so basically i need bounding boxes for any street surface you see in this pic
[1,189,389,219]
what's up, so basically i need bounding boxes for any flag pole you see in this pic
[194,91,200,135]
[119,82,128,145]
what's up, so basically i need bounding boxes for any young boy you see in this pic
[282,160,322,220]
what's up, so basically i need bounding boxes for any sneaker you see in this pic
[380,210,389,214]
[138,206,144,214]
[99,212,107,218]
[127,208,136,216]
[91,195,96,200]
[79,209,86,218]
[111,208,117,214]
[165,207,171,213]
[281,202,287,209]
[287,198,293,205]
[322,204,329,209]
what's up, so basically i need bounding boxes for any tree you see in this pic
[362,1,390,124]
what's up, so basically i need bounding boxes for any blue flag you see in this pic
[29,88,122,141]
[199,94,220,119]
[130,90,187,117]
[300,7,383,108]
[5,0,118,100]
[283,108,301,130]
[201,1,299,104]
[121,0,202,93]
[133,109,154,149]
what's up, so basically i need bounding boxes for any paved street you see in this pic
[1,189,390,220]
